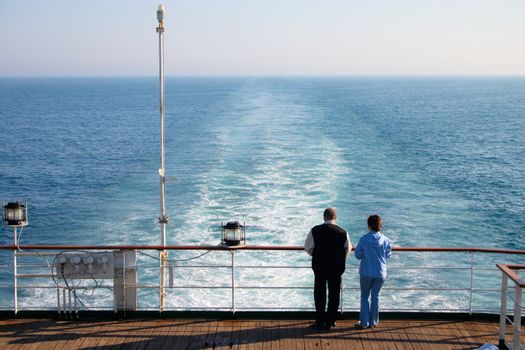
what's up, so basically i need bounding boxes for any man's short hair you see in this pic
[323,208,337,221]
[368,215,382,232]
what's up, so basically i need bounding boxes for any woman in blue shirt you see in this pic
[354,215,392,328]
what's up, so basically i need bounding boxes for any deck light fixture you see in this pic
[2,201,28,227]
[157,4,166,26]
[221,221,246,247]
[3,201,28,314]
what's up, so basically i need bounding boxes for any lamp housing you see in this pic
[2,201,28,227]
[221,221,246,247]
[157,4,166,24]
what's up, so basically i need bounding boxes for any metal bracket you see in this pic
[158,215,169,224]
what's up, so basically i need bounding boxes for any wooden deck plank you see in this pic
[115,319,146,350]
[403,321,428,350]
[416,320,445,350]
[176,319,203,350]
[239,321,258,350]
[190,319,213,350]
[467,322,494,346]
[228,319,241,349]
[51,320,99,350]
[214,319,234,349]
[201,320,218,350]
[277,321,296,350]
[303,322,321,350]
[31,319,73,350]
[79,320,111,349]
[442,320,478,349]
[143,319,172,350]
[125,319,153,350]
[374,323,399,350]
[254,320,268,350]
[0,318,38,350]
[107,319,146,350]
[165,319,190,350]
[387,321,416,350]
[0,318,509,350]
[339,325,364,350]
[327,325,345,350]
[423,320,453,350]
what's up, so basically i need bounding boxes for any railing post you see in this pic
[57,288,61,318]
[231,250,235,314]
[469,251,474,314]
[512,285,522,350]
[340,281,344,316]
[499,273,508,349]
[13,227,17,314]
[123,251,127,315]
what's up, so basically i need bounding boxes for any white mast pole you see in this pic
[156,3,168,311]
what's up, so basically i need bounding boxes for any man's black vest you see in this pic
[311,223,347,276]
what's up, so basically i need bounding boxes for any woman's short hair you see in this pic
[368,215,382,232]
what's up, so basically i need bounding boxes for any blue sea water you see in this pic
[0,76,524,310]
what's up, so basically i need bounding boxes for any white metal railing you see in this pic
[0,245,523,317]
[498,264,525,350]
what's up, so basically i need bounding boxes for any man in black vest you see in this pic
[305,208,351,330]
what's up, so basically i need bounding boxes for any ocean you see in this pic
[0,76,524,311]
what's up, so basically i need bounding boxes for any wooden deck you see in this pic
[0,318,517,349]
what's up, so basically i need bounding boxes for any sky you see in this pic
[0,0,524,76]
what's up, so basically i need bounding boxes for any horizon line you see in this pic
[1,73,525,78]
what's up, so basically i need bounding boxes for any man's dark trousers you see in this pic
[310,222,347,327]
[314,273,341,326]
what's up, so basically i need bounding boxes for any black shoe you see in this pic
[325,321,336,328]
[310,323,325,331]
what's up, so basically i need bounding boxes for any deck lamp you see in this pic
[221,221,246,247]
[157,4,166,26]
[2,202,28,227]
[3,201,27,314]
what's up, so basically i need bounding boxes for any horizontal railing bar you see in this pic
[157,264,476,270]
[17,274,55,278]
[15,252,58,257]
[8,264,505,271]
[12,284,502,293]
[16,286,113,290]
[380,308,471,312]
[156,307,240,310]
[1,245,525,255]
[13,284,502,293]
[223,307,315,310]
[158,307,317,311]
[389,267,471,270]
[16,306,112,311]
[156,265,233,269]
[153,286,231,289]
[470,288,502,292]
[167,265,310,269]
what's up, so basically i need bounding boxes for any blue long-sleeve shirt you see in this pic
[355,231,392,278]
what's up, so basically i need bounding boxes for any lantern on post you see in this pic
[2,202,28,227]
[221,221,246,247]
[2,201,28,315]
